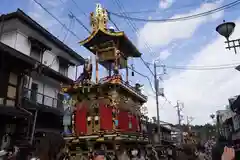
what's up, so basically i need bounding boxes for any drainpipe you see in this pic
[0,14,5,77]
[75,65,78,80]
[30,110,38,145]
[0,14,5,39]
[17,73,32,116]
[29,45,47,145]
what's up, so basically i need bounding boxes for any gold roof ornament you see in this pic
[90,3,109,31]
[80,3,142,70]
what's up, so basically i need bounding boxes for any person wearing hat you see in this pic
[93,150,105,160]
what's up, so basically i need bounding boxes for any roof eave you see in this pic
[79,29,142,58]
[2,9,85,65]
[79,28,125,46]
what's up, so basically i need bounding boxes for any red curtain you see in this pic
[118,111,129,132]
[75,104,87,135]
[131,115,137,132]
[136,116,140,132]
[99,104,113,131]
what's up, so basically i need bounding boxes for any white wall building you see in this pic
[0,9,85,109]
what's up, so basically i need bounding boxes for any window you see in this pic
[23,76,30,98]
[30,47,42,62]
[59,63,68,76]
[6,99,15,106]
[7,86,16,99]
[0,98,4,105]
[57,93,64,110]
[0,70,8,104]
[6,72,18,107]
[9,72,18,85]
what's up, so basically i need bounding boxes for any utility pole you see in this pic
[154,62,161,145]
[186,116,194,131]
[176,101,184,145]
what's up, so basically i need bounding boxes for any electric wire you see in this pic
[153,62,240,70]
[108,0,240,22]
[113,0,173,106]
[163,96,174,107]
[32,0,81,39]
[59,0,91,33]
[70,0,89,18]
[63,14,75,42]
[108,17,121,31]
[112,1,205,15]
[110,1,169,104]
[112,0,156,77]
[128,66,155,93]
[165,65,238,70]
[31,0,86,71]
[128,66,174,108]
[112,0,173,105]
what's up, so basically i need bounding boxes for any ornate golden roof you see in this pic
[79,3,141,58]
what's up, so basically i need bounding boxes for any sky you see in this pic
[1,0,240,125]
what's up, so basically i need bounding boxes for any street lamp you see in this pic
[216,20,240,54]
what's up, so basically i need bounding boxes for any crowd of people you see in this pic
[0,135,236,160]
[90,136,236,160]
[88,140,236,160]
[194,136,235,160]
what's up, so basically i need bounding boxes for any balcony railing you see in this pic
[22,88,64,110]
[120,79,148,100]
[161,133,173,142]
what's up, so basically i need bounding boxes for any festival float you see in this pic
[61,4,151,159]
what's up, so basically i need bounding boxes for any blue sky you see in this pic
[2,0,240,124]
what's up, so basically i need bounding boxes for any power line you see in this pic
[111,0,173,129]
[163,96,174,107]
[63,13,75,42]
[108,16,121,31]
[128,66,174,107]
[112,0,174,110]
[70,0,89,18]
[160,62,240,68]
[73,15,91,33]
[111,0,156,77]
[128,66,155,93]
[59,0,91,33]
[110,1,208,14]
[108,0,240,22]
[148,62,240,70]
[165,65,238,70]
[32,0,81,39]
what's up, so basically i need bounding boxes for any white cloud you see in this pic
[159,0,174,9]
[138,0,224,49]
[146,20,240,125]
[155,50,171,61]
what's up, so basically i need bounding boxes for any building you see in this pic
[146,122,174,145]
[228,96,240,153]
[171,127,182,146]
[0,9,85,156]
[216,109,235,138]
[214,99,240,159]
